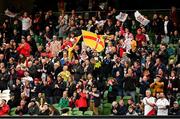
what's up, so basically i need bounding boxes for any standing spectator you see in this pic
[89,85,101,115]
[77,88,88,113]
[135,28,146,48]
[123,68,136,101]
[49,35,62,57]
[150,75,164,97]
[142,90,156,116]
[0,63,9,93]
[162,16,173,44]
[53,75,66,103]
[170,6,177,25]
[58,65,71,82]
[155,92,170,116]
[20,12,32,36]
[0,99,10,116]
[16,38,31,57]
[7,93,19,109]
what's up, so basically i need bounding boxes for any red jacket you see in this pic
[135,34,146,48]
[77,92,88,108]
[0,104,10,116]
[61,41,73,50]
[17,42,31,57]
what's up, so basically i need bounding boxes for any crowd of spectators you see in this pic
[0,6,180,116]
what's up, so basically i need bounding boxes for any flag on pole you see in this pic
[116,12,128,22]
[134,11,150,26]
[68,35,82,61]
[81,30,105,52]
[4,9,17,18]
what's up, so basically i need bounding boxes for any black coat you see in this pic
[0,71,10,91]
[123,76,136,91]
[53,81,66,98]
[15,105,28,115]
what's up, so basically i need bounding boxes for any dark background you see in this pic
[0,0,179,13]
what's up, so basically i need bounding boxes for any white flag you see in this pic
[4,9,17,18]
[116,12,128,22]
[95,20,106,26]
[134,11,150,26]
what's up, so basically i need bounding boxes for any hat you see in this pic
[174,101,178,104]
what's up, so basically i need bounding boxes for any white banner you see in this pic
[116,12,128,22]
[4,9,17,18]
[95,20,106,26]
[134,11,150,26]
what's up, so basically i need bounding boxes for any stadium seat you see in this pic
[102,103,112,115]
[84,111,93,116]
[9,107,17,116]
[116,96,121,102]
[72,111,83,116]
[72,107,79,111]
[103,90,108,99]
[123,96,132,105]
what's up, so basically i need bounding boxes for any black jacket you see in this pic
[123,76,136,91]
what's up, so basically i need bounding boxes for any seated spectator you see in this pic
[126,106,138,116]
[118,99,128,115]
[28,99,39,115]
[0,99,10,116]
[15,100,28,115]
[39,102,50,115]
[49,105,60,116]
[58,91,69,108]
[169,101,180,115]
[111,101,120,115]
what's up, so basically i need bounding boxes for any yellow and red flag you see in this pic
[81,30,105,52]
[68,35,82,61]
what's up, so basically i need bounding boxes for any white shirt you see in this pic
[143,97,156,115]
[164,21,168,35]
[21,76,33,85]
[22,17,32,30]
[156,98,170,115]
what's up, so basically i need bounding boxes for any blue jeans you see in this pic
[124,90,136,101]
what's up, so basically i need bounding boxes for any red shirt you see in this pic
[135,34,146,48]
[0,104,10,116]
[17,42,31,57]
[77,92,88,108]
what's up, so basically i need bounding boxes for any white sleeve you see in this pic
[142,97,146,104]
[165,99,170,106]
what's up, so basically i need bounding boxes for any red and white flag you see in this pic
[4,9,17,18]
[134,11,150,26]
[116,12,128,22]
